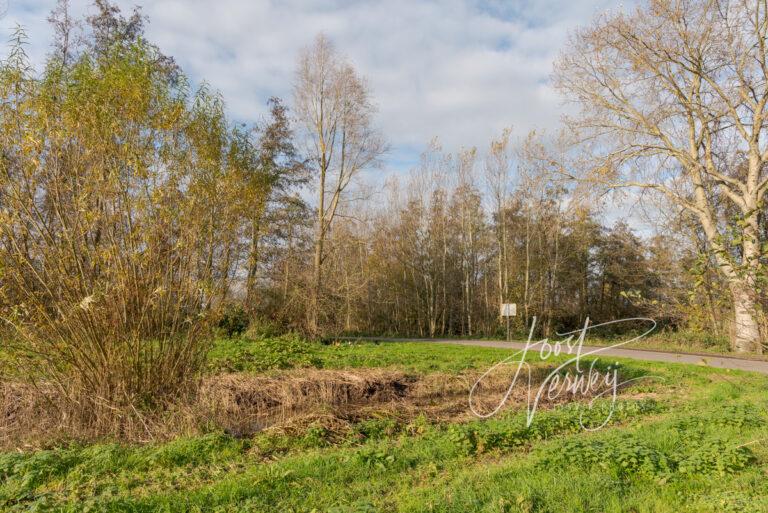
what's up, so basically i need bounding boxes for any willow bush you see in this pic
[0,19,260,434]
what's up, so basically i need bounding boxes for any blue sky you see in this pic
[1,0,630,178]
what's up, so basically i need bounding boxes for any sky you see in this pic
[2,0,661,232]
[1,0,634,176]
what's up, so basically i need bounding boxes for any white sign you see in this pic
[500,303,517,317]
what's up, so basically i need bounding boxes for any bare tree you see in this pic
[484,128,514,315]
[555,0,768,352]
[294,34,385,335]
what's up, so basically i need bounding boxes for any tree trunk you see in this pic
[309,150,327,336]
[730,283,762,354]
[245,219,260,306]
[523,213,531,327]
[310,234,323,335]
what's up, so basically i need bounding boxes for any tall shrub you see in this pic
[0,19,254,433]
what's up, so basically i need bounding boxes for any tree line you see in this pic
[253,31,732,344]
[280,0,768,353]
[262,131,722,340]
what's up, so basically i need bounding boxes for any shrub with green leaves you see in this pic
[216,305,251,339]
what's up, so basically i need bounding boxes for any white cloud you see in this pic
[2,0,629,171]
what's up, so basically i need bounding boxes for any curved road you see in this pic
[343,337,768,375]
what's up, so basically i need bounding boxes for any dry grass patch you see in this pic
[201,365,621,438]
[199,370,415,437]
[0,364,625,449]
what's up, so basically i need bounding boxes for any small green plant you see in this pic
[352,418,399,441]
[447,425,479,455]
[301,426,331,448]
[355,446,396,471]
[443,399,664,457]
[404,413,431,436]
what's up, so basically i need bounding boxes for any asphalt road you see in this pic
[342,336,768,375]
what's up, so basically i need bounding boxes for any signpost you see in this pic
[500,303,517,342]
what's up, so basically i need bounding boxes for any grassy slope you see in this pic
[2,338,768,512]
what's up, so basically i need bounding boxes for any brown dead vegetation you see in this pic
[198,370,415,438]
[1,365,621,449]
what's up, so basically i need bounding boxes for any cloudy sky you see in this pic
[2,0,630,175]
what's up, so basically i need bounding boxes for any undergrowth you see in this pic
[207,333,322,372]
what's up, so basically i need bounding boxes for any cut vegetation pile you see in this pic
[1,364,622,448]
[200,370,415,438]
[200,365,622,438]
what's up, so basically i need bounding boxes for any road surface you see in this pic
[341,336,768,375]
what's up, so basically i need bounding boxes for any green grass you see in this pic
[337,329,747,359]
[3,339,768,512]
[574,331,740,358]
[208,336,539,374]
